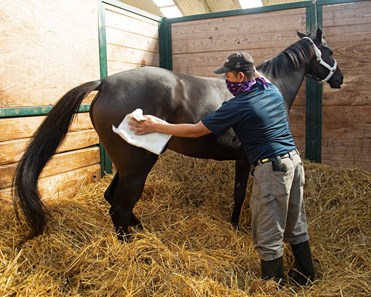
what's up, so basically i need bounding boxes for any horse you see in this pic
[13,28,343,244]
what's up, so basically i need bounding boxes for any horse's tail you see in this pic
[13,80,102,245]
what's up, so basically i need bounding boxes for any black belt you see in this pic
[253,149,298,166]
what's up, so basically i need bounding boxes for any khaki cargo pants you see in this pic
[250,152,310,261]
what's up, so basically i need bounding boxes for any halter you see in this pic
[303,37,338,83]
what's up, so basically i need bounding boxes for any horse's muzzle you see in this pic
[329,76,343,89]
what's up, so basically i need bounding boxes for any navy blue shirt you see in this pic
[202,82,296,164]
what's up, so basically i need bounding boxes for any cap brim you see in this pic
[214,66,230,74]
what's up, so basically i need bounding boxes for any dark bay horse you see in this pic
[13,28,343,243]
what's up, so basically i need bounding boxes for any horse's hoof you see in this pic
[231,221,239,230]
[117,232,132,242]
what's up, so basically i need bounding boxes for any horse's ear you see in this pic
[297,31,307,39]
[316,28,323,40]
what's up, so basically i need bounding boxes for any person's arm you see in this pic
[129,115,212,138]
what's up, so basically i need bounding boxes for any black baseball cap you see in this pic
[214,51,255,74]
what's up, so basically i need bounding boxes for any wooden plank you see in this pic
[106,27,159,52]
[104,9,159,39]
[322,138,371,162]
[105,4,160,26]
[172,47,279,76]
[0,129,99,165]
[107,62,148,76]
[323,122,371,139]
[322,159,370,172]
[0,113,93,142]
[171,8,306,40]
[0,0,99,108]
[0,147,100,188]
[172,30,304,54]
[322,106,370,123]
[335,58,370,73]
[322,2,371,27]
[0,164,101,202]
[321,23,371,38]
[323,89,370,106]
[290,105,371,124]
[107,44,159,66]
[327,41,371,61]
[170,7,304,79]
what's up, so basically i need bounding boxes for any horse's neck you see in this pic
[263,69,306,110]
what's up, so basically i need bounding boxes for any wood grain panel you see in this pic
[106,27,159,52]
[320,2,371,171]
[322,1,371,27]
[107,44,160,66]
[171,9,306,77]
[0,0,99,108]
[104,3,160,74]
[0,147,100,188]
[171,9,306,41]
[0,113,93,142]
[0,130,99,165]
[0,164,101,202]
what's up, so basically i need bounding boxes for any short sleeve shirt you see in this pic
[201,82,296,164]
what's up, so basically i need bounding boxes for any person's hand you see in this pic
[128,114,165,135]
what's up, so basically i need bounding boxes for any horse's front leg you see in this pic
[231,159,251,228]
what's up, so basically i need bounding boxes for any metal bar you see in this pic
[98,0,108,79]
[98,0,112,175]
[102,0,162,22]
[317,0,367,5]
[166,1,312,24]
[0,104,90,118]
[159,18,173,70]
[305,2,323,163]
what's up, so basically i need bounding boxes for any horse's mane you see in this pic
[257,38,316,78]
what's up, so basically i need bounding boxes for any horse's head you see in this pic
[298,28,343,88]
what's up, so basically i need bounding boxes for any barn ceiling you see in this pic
[119,0,308,17]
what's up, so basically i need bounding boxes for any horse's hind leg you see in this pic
[104,172,141,227]
[109,151,158,241]
[231,159,251,228]
[104,172,119,204]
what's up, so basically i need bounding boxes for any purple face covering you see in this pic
[226,77,268,96]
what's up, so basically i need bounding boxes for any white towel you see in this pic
[112,109,172,155]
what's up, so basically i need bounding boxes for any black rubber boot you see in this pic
[289,241,315,285]
[261,256,285,285]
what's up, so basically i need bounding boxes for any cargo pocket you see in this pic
[298,161,305,187]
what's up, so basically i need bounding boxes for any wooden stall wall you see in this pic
[0,0,162,203]
[104,4,160,75]
[321,1,371,171]
[171,8,308,153]
[0,0,101,203]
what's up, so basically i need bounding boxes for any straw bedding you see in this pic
[1,151,370,296]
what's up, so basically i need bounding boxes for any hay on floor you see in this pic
[1,151,370,296]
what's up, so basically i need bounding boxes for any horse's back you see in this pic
[95,67,224,121]
[91,66,245,160]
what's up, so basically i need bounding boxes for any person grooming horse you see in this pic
[129,51,315,285]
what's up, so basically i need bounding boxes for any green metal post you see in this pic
[305,1,323,163]
[159,18,172,70]
[98,0,112,175]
